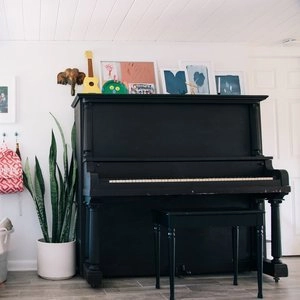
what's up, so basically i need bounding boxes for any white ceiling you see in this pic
[1,0,300,46]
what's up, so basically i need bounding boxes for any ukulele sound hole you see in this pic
[89,82,95,87]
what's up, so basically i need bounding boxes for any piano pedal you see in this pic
[176,264,192,277]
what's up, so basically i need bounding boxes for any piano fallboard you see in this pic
[87,176,288,197]
[83,157,290,197]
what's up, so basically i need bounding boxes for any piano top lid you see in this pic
[72,93,269,107]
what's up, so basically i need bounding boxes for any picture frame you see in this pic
[0,77,16,123]
[99,61,158,94]
[180,61,216,94]
[214,71,245,95]
[160,69,188,95]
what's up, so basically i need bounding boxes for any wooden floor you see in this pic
[1,257,300,299]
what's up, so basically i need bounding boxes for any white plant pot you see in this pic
[37,239,76,280]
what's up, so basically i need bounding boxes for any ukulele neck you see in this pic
[87,59,94,77]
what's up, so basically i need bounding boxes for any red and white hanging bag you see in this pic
[0,144,24,194]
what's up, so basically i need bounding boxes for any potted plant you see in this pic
[23,114,78,280]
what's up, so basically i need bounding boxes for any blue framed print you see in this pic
[215,71,244,95]
[160,69,188,95]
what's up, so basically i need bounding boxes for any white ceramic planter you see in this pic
[37,239,76,280]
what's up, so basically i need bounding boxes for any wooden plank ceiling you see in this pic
[0,0,300,45]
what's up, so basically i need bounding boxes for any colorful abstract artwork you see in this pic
[100,61,158,94]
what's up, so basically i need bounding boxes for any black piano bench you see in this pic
[152,209,265,300]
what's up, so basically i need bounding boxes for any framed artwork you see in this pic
[180,61,216,94]
[100,61,158,94]
[215,71,245,95]
[160,69,188,95]
[0,77,16,123]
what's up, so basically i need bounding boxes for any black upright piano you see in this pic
[72,93,290,288]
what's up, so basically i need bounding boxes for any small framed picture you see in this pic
[160,69,188,95]
[0,77,16,123]
[180,61,216,94]
[99,61,159,94]
[215,71,245,95]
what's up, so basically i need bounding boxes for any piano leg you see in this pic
[154,223,161,289]
[84,203,103,288]
[264,199,288,281]
[232,225,239,286]
[168,227,176,300]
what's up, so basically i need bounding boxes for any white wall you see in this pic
[0,41,298,270]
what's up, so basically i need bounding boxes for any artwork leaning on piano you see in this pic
[160,69,189,95]
[100,61,158,94]
[215,71,245,95]
[179,61,216,94]
[72,93,290,288]
[23,114,78,280]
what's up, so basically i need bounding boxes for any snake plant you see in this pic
[23,114,77,243]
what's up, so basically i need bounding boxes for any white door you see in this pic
[249,57,300,255]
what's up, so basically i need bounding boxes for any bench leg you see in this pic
[232,225,239,285]
[257,225,264,298]
[168,227,176,300]
[154,223,161,289]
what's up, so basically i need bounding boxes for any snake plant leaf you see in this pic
[49,130,59,243]
[23,157,50,243]
[23,158,34,198]
[71,122,76,153]
[50,113,69,181]
[34,156,45,197]
[56,163,65,239]
[60,153,77,242]
[34,158,50,243]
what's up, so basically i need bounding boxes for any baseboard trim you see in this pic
[8,260,37,271]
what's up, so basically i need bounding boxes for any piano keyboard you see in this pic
[109,177,274,184]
